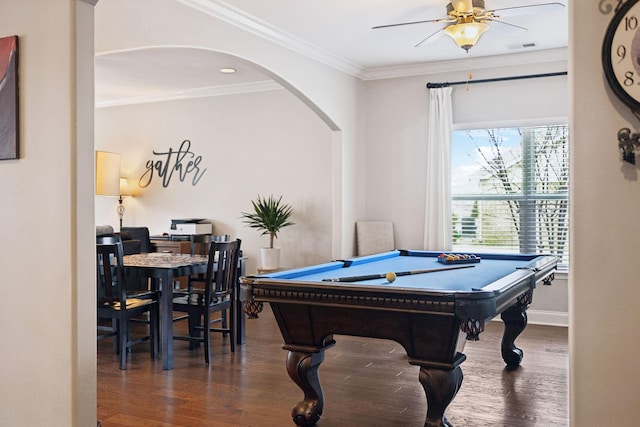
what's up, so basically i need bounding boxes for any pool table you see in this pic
[240,250,558,427]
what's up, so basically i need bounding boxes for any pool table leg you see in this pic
[419,366,463,427]
[286,349,325,427]
[500,289,533,369]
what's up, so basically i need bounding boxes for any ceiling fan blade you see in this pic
[492,2,566,18]
[415,28,445,48]
[488,19,528,36]
[372,18,445,30]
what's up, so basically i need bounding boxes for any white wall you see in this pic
[570,2,640,425]
[364,59,568,248]
[363,59,569,323]
[95,0,366,259]
[0,1,96,425]
[96,88,334,272]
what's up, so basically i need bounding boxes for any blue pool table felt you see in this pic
[262,250,539,292]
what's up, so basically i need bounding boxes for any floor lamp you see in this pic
[118,177,132,229]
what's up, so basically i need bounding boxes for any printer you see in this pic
[169,218,212,235]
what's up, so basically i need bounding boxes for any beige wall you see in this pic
[0,0,96,425]
[96,88,334,272]
[570,1,640,425]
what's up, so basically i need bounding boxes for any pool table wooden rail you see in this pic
[240,253,557,337]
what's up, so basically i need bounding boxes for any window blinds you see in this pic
[451,125,569,268]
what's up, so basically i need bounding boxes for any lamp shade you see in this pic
[119,177,132,197]
[444,22,489,51]
[96,151,121,196]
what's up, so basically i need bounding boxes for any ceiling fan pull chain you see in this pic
[466,54,473,91]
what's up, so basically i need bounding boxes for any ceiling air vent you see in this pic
[507,42,537,50]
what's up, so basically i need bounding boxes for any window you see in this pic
[451,125,569,268]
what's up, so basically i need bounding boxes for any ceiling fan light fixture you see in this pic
[444,22,489,51]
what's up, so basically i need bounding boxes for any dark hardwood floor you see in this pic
[97,305,568,426]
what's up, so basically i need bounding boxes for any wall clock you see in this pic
[602,0,640,163]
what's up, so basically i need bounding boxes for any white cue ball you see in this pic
[386,272,396,283]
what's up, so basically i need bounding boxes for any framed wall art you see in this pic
[0,35,18,160]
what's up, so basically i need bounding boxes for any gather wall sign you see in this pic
[139,139,207,188]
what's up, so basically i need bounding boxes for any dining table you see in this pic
[122,252,246,370]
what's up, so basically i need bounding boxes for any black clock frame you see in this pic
[602,0,640,164]
[602,0,640,112]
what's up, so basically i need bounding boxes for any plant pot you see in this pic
[260,247,281,270]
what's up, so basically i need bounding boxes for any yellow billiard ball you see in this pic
[386,272,397,283]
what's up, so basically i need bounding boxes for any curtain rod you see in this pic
[425,71,567,89]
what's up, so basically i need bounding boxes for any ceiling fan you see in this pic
[372,0,566,52]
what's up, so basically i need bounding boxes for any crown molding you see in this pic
[177,0,364,77]
[361,47,568,81]
[96,80,282,108]
[95,47,568,109]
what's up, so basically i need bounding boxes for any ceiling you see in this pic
[95,0,569,106]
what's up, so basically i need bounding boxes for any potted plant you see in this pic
[241,194,294,270]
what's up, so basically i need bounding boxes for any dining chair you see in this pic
[176,234,232,294]
[172,239,241,364]
[119,226,155,291]
[174,234,234,332]
[120,226,154,253]
[189,233,231,256]
[96,235,160,369]
[172,234,231,300]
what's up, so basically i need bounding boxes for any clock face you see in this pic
[603,0,640,111]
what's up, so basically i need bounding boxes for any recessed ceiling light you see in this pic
[219,68,236,74]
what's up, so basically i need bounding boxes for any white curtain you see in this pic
[423,86,453,251]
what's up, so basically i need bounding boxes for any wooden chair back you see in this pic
[205,239,241,301]
[190,233,231,256]
[96,235,127,306]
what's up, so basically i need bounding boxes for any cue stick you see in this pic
[321,264,475,282]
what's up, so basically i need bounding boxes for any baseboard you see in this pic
[526,309,568,327]
[490,309,568,328]
[528,309,568,327]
